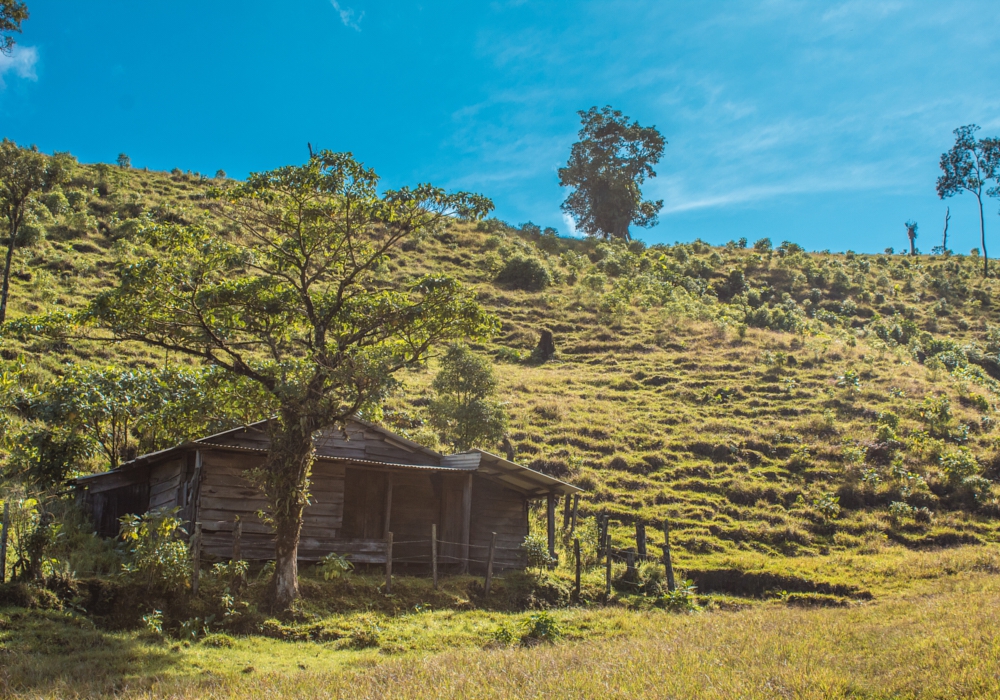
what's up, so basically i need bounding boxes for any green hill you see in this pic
[4,153,1000,567]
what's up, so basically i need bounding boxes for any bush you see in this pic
[660,579,699,612]
[495,255,551,291]
[118,508,191,594]
[15,222,45,247]
[520,534,555,570]
[940,448,980,485]
[42,189,70,216]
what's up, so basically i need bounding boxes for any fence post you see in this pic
[191,522,202,595]
[385,531,393,594]
[563,495,571,530]
[546,493,556,567]
[232,516,243,588]
[431,524,438,589]
[626,549,637,582]
[0,501,9,584]
[484,532,497,596]
[570,494,579,535]
[663,519,676,592]
[604,527,612,600]
[573,537,581,602]
[636,521,646,559]
[232,516,242,561]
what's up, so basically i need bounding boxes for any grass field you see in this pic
[3,545,1000,699]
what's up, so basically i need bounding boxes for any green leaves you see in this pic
[430,344,507,452]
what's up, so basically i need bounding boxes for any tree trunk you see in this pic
[262,413,318,610]
[0,216,18,324]
[979,195,988,277]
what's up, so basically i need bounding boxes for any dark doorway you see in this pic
[341,468,388,539]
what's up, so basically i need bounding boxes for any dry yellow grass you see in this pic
[4,560,1000,699]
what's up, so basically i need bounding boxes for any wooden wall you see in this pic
[469,475,528,572]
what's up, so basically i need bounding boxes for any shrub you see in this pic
[42,189,70,216]
[15,222,45,247]
[520,534,555,570]
[118,508,191,594]
[940,448,980,485]
[317,552,353,580]
[495,255,551,291]
[521,611,562,645]
[812,493,842,520]
[753,238,773,253]
[661,579,699,612]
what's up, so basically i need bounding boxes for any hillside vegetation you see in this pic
[5,154,1000,560]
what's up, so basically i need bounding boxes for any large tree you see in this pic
[0,1,28,56]
[558,106,666,241]
[936,125,1000,277]
[84,151,498,608]
[0,139,45,324]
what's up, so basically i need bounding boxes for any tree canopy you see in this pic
[0,139,46,323]
[430,343,508,452]
[559,106,666,241]
[83,150,498,607]
[0,1,28,56]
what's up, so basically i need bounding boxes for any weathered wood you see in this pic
[383,475,393,538]
[663,519,676,592]
[460,473,472,574]
[546,493,556,567]
[431,523,438,589]
[604,527,612,600]
[571,494,579,534]
[574,536,581,602]
[232,516,242,561]
[626,549,637,581]
[563,494,571,529]
[636,521,647,558]
[0,501,9,584]
[384,531,393,594]
[484,532,497,596]
[191,522,202,595]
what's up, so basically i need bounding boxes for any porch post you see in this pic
[460,473,472,574]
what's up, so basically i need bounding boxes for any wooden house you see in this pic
[74,418,581,573]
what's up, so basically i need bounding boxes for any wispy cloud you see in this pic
[0,45,38,88]
[330,1,363,31]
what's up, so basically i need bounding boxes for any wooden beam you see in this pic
[460,473,472,574]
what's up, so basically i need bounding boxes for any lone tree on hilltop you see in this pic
[0,139,45,324]
[905,220,918,256]
[559,106,665,241]
[116,153,131,169]
[0,1,28,55]
[937,125,1000,276]
[430,344,508,452]
[84,151,498,609]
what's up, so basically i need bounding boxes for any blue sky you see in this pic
[2,1,1000,253]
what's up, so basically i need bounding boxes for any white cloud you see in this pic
[0,45,38,88]
[330,1,364,31]
[562,212,583,237]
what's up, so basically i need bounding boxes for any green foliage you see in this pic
[559,106,665,240]
[920,397,953,437]
[0,1,28,56]
[939,448,980,485]
[661,579,699,612]
[813,493,842,520]
[520,534,555,571]
[494,255,551,291]
[317,552,354,580]
[117,508,191,594]
[0,487,60,582]
[492,611,563,647]
[430,344,508,452]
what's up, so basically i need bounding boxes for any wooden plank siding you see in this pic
[469,475,528,572]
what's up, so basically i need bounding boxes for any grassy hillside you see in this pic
[4,153,1000,567]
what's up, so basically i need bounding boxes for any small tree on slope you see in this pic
[83,151,498,609]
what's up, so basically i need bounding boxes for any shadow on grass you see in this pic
[0,606,182,698]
